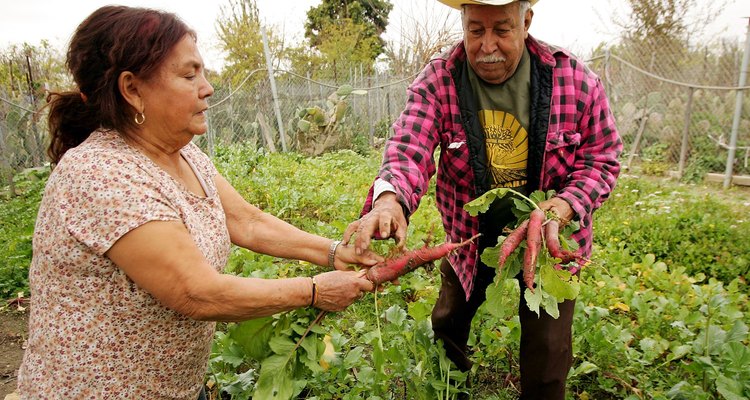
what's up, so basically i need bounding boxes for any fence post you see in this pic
[261,29,287,152]
[367,75,374,146]
[306,72,313,102]
[678,86,695,178]
[724,18,750,188]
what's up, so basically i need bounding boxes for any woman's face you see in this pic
[462,3,532,84]
[139,35,214,141]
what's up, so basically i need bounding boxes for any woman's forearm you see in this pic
[179,273,314,322]
[232,210,333,267]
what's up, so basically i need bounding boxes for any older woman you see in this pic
[16,6,380,399]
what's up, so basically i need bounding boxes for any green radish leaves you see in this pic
[465,188,581,318]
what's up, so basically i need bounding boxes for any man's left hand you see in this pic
[538,197,575,225]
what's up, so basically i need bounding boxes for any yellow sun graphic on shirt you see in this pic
[479,110,528,188]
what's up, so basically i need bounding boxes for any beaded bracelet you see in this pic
[328,240,342,268]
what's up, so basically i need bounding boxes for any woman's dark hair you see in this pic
[47,5,195,163]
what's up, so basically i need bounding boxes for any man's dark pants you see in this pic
[431,259,576,400]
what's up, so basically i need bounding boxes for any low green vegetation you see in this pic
[1,146,748,399]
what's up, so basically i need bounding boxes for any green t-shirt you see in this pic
[467,46,531,189]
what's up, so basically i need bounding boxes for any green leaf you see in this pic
[384,305,407,326]
[639,336,669,361]
[231,317,274,360]
[715,374,746,400]
[343,346,365,368]
[572,361,599,376]
[484,275,508,318]
[541,291,560,319]
[300,334,319,362]
[529,190,550,205]
[540,263,579,301]
[219,343,246,368]
[524,287,543,317]
[222,368,256,397]
[253,354,295,399]
[464,188,515,216]
[268,335,296,355]
[513,197,534,214]
[666,344,693,362]
[726,320,749,343]
[480,241,502,269]
[723,341,750,371]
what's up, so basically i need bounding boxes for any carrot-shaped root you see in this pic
[366,233,481,285]
[523,209,545,293]
[544,218,578,264]
[497,219,529,272]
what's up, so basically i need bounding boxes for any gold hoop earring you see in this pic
[134,112,146,125]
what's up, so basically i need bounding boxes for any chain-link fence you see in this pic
[587,34,750,186]
[2,35,749,189]
[197,68,416,158]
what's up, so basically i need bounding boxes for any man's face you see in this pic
[462,3,532,84]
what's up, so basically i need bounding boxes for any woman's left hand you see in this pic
[331,242,384,271]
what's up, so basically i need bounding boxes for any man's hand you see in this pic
[538,196,575,225]
[343,192,408,255]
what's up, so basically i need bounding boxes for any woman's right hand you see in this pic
[312,270,374,312]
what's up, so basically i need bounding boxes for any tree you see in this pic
[613,0,726,52]
[380,0,460,77]
[216,0,284,86]
[213,0,296,151]
[304,0,393,73]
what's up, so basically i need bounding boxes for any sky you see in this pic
[1,0,749,71]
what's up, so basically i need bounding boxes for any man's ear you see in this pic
[118,71,142,112]
[524,9,534,34]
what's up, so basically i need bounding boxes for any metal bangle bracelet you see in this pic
[328,240,342,268]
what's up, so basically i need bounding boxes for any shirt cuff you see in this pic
[373,178,396,202]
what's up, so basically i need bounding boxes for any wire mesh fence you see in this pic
[2,37,749,189]
[588,38,750,183]
[196,68,415,158]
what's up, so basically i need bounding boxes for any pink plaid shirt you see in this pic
[362,36,622,299]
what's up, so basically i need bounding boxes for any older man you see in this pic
[345,0,622,398]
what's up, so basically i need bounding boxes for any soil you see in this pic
[0,308,27,398]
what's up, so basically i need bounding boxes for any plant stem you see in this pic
[702,285,712,392]
[374,288,384,351]
[445,361,450,399]
[504,188,541,210]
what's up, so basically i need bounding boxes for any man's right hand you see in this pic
[343,192,408,255]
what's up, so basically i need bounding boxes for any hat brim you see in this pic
[437,0,538,10]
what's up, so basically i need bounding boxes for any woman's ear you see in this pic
[118,71,142,112]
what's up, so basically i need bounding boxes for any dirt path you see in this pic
[0,309,27,398]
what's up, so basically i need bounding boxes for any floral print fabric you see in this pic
[18,129,231,399]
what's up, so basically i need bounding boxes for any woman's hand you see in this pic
[313,270,374,312]
[331,242,384,271]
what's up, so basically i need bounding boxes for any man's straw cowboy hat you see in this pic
[437,0,538,10]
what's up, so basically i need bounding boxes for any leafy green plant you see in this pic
[4,144,749,399]
[464,188,581,318]
[595,177,750,285]
[0,166,47,299]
